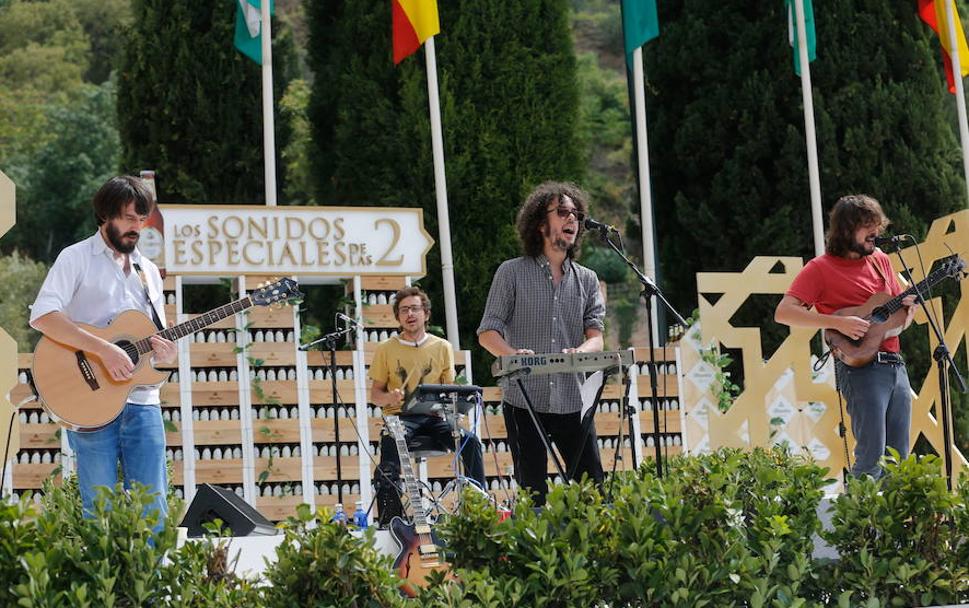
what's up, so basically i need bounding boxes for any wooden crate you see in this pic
[313,456,363,480]
[252,419,301,444]
[246,306,296,328]
[189,382,240,406]
[19,423,59,449]
[251,381,298,405]
[254,457,302,482]
[189,343,239,367]
[12,463,59,489]
[192,419,242,445]
[354,276,407,292]
[247,343,296,366]
[256,495,305,522]
[307,380,357,403]
[311,417,363,442]
[195,458,245,484]
[159,384,181,407]
[361,304,395,327]
[305,350,357,367]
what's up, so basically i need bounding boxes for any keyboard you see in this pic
[491,350,633,378]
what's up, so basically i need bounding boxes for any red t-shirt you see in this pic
[786,250,904,352]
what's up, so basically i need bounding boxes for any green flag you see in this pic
[621,0,659,68]
[234,0,274,65]
[785,0,816,75]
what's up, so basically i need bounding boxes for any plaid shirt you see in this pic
[477,255,605,414]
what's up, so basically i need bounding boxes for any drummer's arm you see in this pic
[371,380,403,410]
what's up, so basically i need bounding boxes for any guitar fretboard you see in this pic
[386,417,434,545]
[878,265,952,317]
[129,296,254,357]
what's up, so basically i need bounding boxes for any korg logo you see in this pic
[518,355,548,366]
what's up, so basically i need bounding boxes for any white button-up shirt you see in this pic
[30,231,167,404]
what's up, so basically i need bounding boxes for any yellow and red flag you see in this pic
[918,0,969,93]
[392,0,440,64]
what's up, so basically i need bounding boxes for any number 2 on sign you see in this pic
[375,218,404,266]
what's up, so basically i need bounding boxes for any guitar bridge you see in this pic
[75,351,100,391]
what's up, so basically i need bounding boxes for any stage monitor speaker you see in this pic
[180,483,278,538]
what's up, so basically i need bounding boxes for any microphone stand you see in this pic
[884,240,968,491]
[300,323,357,504]
[589,224,688,479]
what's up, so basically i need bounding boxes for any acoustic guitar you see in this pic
[32,278,302,431]
[824,254,965,367]
[384,415,451,597]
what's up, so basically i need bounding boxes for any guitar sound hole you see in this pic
[115,340,140,366]
[869,308,888,324]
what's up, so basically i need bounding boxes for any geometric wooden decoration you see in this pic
[681,209,969,488]
[0,170,21,462]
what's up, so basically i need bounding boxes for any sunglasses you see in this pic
[547,206,585,222]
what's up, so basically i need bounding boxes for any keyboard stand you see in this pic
[504,368,569,482]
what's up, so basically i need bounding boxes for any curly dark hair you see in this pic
[515,181,589,258]
[825,194,889,257]
[392,286,431,329]
[92,175,154,226]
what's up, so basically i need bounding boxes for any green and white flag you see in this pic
[234,0,274,65]
[785,0,816,75]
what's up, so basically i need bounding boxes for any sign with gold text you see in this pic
[160,205,434,277]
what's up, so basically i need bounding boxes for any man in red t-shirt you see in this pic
[775,194,916,478]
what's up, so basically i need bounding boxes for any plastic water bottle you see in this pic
[331,503,347,526]
[353,501,368,529]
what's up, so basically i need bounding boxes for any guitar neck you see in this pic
[386,418,431,529]
[132,296,254,355]
[880,267,949,316]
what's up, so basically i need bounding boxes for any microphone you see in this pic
[336,312,360,327]
[873,234,905,248]
[583,216,618,233]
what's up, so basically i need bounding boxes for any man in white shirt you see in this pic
[30,175,176,528]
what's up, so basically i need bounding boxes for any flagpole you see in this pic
[423,36,460,349]
[943,0,969,207]
[794,0,824,256]
[260,0,277,206]
[631,47,659,345]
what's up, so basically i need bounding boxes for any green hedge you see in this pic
[3,450,969,606]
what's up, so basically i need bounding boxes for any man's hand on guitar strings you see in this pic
[149,335,177,365]
[837,315,871,341]
[97,341,135,381]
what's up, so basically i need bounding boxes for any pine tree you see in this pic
[118,0,295,203]
[307,0,583,380]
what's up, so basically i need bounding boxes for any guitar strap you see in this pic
[132,262,165,331]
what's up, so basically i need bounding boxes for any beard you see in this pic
[542,225,572,253]
[106,222,139,254]
[848,239,875,257]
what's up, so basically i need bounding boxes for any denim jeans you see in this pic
[837,360,912,479]
[67,402,168,530]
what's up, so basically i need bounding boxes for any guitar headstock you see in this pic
[251,278,303,306]
[667,323,687,344]
[384,415,403,436]
[938,254,967,280]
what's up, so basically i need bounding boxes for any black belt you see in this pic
[875,352,904,365]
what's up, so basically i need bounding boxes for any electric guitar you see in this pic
[32,278,302,430]
[824,254,966,367]
[384,415,451,597]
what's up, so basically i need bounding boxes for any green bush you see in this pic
[5,451,969,606]
[260,503,406,607]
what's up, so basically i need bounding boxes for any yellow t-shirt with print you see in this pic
[368,334,455,415]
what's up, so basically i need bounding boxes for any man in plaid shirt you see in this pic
[478,181,606,506]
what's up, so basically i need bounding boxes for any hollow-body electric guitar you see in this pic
[384,415,450,597]
[32,278,302,430]
[824,255,965,367]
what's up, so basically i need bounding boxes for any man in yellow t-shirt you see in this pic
[369,287,485,522]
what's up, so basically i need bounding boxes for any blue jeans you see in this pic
[67,402,168,529]
[837,360,912,479]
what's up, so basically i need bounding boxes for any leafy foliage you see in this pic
[0,251,47,349]
[117,0,296,204]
